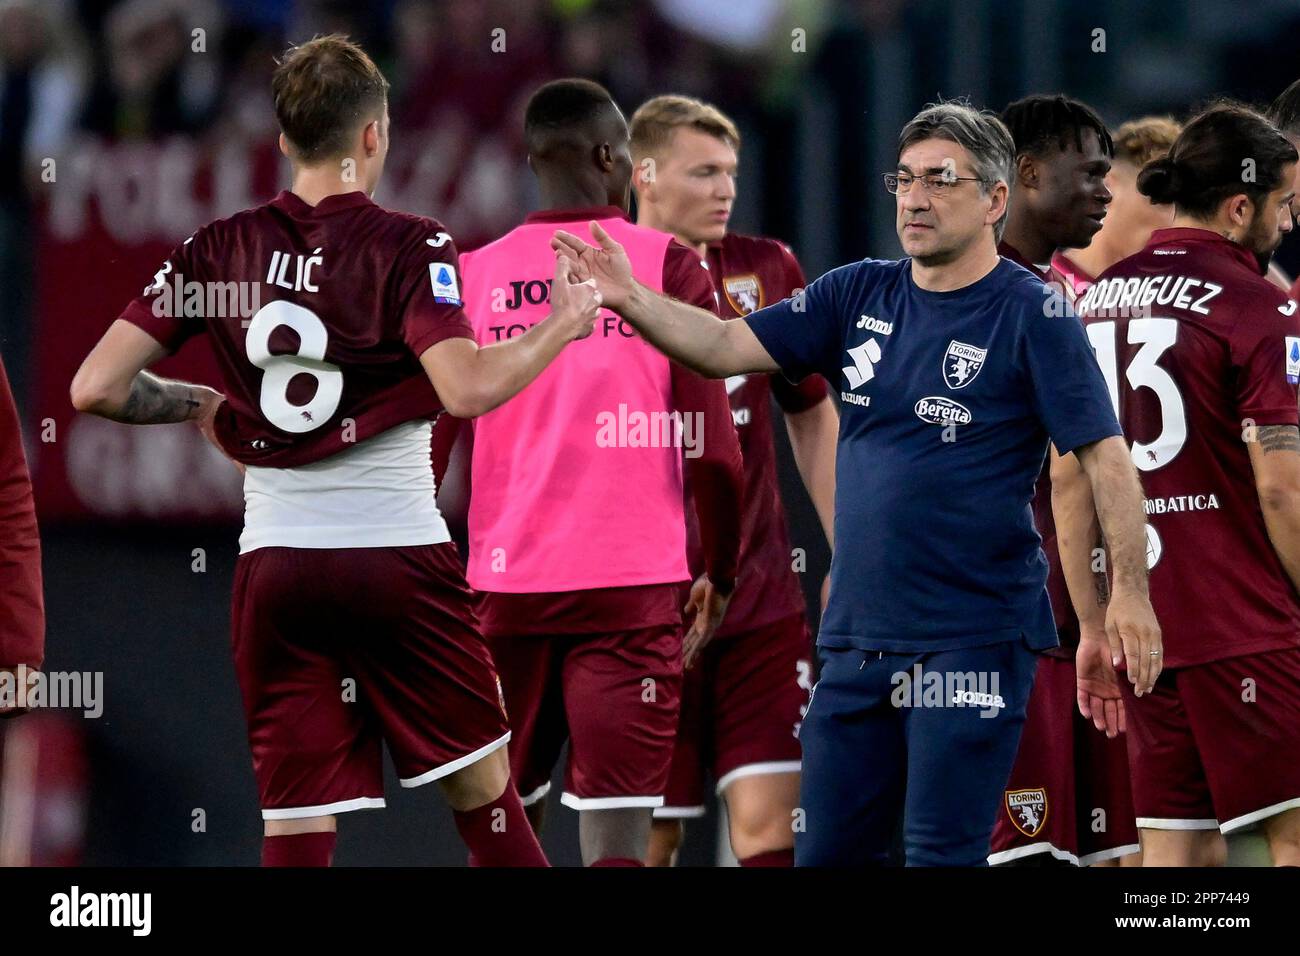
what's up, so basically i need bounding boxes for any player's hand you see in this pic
[682,574,731,669]
[1105,585,1162,696]
[0,666,37,719]
[549,253,601,341]
[192,388,244,476]
[550,221,636,311]
[1076,628,1126,738]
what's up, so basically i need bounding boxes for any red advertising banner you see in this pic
[29,128,525,524]
[29,139,286,523]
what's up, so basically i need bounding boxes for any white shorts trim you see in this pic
[1078,843,1142,866]
[1136,816,1220,830]
[987,841,1080,867]
[399,732,511,788]
[1220,796,1300,834]
[520,781,552,807]
[261,796,386,821]
[559,793,665,810]
[652,805,708,819]
[715,760,801,795]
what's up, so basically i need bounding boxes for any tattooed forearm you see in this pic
[1092,532,1111,607]
[1093,570,1111,607]
[1258,425,1300,454]
[114,371,202,424]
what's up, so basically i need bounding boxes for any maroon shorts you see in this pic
[989,654,1139,865]
[231,544,510,820]
[655,613,812,818]
[1122,647,1300,833]
[486,623,682,810]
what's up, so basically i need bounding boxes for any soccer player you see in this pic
[1051,117,1181,307]
[0,349,43,718]
[988,94,1141,868]
[1067,104,1300,866]
[69,36,603,867]
[553,100,1161,866]
[459,79,744,867]
[997,95,1114,283]
[627,94,837,868]
[1266,80,1300,294]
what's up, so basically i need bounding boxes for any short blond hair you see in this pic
[630,95,741,161]
[1112,116,1182,169]
[272,35,389,162]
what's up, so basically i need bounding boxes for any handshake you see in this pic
[549,221,639,343]
[548,253,603,343]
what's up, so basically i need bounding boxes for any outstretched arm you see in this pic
[420,254,602,418]
[551,222,778,379]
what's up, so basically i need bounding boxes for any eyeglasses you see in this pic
[883,172,989,195]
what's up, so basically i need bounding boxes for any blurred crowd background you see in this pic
[3,0,1300,865]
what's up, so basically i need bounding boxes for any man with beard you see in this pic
[1069,105,1300,866]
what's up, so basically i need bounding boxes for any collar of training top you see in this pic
[524,205,629,224]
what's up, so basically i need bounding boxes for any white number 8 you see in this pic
[245,301,343,433]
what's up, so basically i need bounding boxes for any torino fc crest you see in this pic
[944,340,987,389]
[1006,788,1048,837]
[723,274,763,315]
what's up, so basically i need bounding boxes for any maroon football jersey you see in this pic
[118,190,473,468]
[686,233,828,637]
[1077,227,1300,667]
[1000,241,1079,656]
[0,351,43,669]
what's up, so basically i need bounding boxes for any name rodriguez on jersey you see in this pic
[1078,273,1223,317]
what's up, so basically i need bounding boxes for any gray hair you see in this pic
[898,100,1015,241]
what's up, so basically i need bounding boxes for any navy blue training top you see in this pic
[745,256,1122,653]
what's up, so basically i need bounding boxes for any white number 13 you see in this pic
[1086,317,1187,471]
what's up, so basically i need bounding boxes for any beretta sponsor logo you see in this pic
[914,396,972,426]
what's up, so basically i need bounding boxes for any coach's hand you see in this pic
[1076,629,1125,738]
[0,666,36,719]
[1105,586,1162,696]
[551,221,635,311]
[682,574,730,670]
[549,254,602,341]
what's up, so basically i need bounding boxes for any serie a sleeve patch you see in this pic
[429,263,462,305]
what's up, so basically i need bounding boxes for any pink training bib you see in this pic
[461,214,690,592]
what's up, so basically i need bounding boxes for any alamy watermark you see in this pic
[0,665,103,718]
[147,271,263,321]
[890,663,1005,718]
[595,405,705,459]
